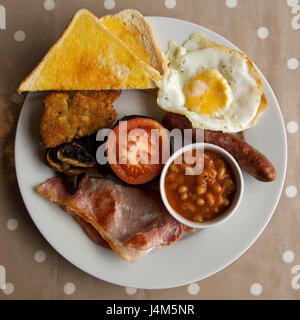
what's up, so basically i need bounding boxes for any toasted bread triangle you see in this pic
[18,9,161,92]
[100,9,167,75]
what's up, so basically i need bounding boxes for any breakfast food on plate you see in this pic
[18,9,161,92]
[45,132,101,194]
[17,6,277,264]
[46,142,96,174]
[157,33,268,132]
[203,130,276,182]
[66,209,111,249]
[24,8,186,263]
[165,149,237,222]
[37,176,184,262]
[162,112,276,182]
[100,9,167,75]
[40,90,120,148]
[106,118,169,185]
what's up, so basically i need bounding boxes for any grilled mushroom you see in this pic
[75,133,98,157]
[57,142,96,168]
[46,142,96,175]
[46,147,65,173]
[63,166,87,175]
[60,172,89,194]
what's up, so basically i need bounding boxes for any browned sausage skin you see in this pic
[162,113,276,182]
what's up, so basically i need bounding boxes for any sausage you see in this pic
[162,113,276,182]
[203,130,276,182]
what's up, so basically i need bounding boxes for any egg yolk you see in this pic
[183,69,232,115]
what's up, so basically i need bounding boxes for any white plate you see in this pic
[15,17,287,289]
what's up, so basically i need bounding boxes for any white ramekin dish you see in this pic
[160,143,244,229]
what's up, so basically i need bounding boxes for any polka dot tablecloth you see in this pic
[0,0,299,300]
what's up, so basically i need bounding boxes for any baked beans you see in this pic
[164,150,236,222]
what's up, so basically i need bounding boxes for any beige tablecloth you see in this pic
[0,0,299,300]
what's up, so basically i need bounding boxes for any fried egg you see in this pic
[157,33,265,132]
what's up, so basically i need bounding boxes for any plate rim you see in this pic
[14,16,288,289]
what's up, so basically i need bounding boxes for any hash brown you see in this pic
[40,90,120,148]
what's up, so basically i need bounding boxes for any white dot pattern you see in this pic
[285,185,298,198]
[14,30,26,42]
[3,0,300,299]
[34,250,46,263]
[125,287,137,295]
[3,283,15,295]
[165,0,176,9]
[287,121,298,133]
[287,58,299,70]
[44,0,55,11]
[64,282,76,295]
[257,27,269,39]
[104,0,115,10]
[187,283,200,295]
[6,218,18,231]
[226,0,238,8]
[282,250,295,263]
[250,283,262,296]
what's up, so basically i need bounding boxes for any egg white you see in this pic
[157,34,262,132]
